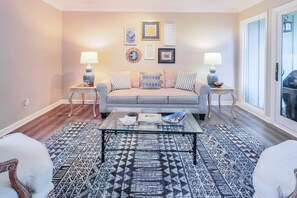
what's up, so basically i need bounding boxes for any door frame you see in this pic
[272,0,297,132]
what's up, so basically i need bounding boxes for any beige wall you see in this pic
[239,0,294,116]
[0,0,62,130]
[62,12,238,99]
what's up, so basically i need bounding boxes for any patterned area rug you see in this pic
[46,122,266,198]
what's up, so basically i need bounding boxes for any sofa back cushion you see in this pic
[164,69,177,88]
[175,71,197,91]
[109,71,132,90]
[130,71,140,88]
[140,73,162,89]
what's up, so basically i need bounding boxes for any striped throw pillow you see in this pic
[175,72,197,91]
[109,71,132,90]
[141,73,162,89]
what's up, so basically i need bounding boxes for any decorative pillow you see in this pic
[140,73,162,89]
[175,72,197,91]
[141,70,165,87]
[109,71,132,90]
[164,69,177,88]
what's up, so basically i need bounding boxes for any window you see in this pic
[240,13,267,111]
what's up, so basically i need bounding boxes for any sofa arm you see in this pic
[96,79,112,113]
[194,80,210,96]
[194,80,210,115]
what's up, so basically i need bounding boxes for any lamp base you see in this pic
[83,64,95,86]
[207,67,218,86]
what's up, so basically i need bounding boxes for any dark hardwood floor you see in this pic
[12,104,296,147]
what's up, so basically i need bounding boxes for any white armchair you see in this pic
[0,133,53,198]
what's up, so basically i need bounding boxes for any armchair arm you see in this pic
[288,168,297,198]
[0,159,32,198]
[96,79,112,113]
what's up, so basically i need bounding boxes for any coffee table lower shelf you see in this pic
[100,130,198,165]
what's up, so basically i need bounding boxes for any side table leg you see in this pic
[207,93,212,119]
[101,130,105,163]
[68,92,74,117]
[193,134,197,165]
[231,93,237,119]
[81,93,85,105]
[218,94,221,108]
[92,90,97,118]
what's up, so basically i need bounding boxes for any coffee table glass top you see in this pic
[99,108,203,134]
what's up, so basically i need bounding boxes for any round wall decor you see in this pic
[126,47,141,63]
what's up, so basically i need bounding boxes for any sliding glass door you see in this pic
[275,4,297,131]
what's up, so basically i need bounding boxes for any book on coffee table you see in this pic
[138,113,162,124]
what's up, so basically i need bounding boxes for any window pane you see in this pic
[244,19,265,110]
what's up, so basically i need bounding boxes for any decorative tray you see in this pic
[162,112,185,125]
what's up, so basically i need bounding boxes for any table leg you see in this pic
[218,95,221,108]
[231,93,237,119]
[68,91,75,117]
[101,130,105,163]
[207,93,212,119]
[81,93,85,105]
[193,134,197,165]
[92,90,97,118]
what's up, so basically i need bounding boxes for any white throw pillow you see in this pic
[175,71,197,91]
[109,71,132,90]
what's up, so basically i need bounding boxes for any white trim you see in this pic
[42,0,63,10]
[239,12,268,118]
[60,99,99,104]
[238,103,297,137]
[0,101,62,137]
[237,103,271,123]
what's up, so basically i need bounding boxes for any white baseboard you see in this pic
[0,100,62,137]
[237,103,297,138]
[211,100,233,106]
[61,99,99,104]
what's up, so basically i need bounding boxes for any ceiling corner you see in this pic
[43,0,63,11]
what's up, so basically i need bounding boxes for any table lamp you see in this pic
[204,52,222,86]
[80,52,98,86]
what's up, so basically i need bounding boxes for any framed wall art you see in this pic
[141,20,160,41]
[125,27,136,45]
[158,48,175,64]
[144,43,155,60]
[164,23,176,46]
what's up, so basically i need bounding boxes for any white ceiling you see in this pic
[43,0,264,13]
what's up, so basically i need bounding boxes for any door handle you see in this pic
[275,62,279,81]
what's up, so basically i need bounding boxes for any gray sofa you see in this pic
[96,70,210,120]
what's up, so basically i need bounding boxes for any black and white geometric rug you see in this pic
[45,122,266,198]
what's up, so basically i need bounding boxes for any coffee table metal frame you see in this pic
[99,108,203,165]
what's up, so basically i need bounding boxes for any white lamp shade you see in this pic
[80,52,98,64]
[204,53,222,65]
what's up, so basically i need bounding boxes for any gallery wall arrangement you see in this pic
[124,20,176,64]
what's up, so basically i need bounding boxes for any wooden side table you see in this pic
[207,86,237,119]
[68,83,98,118]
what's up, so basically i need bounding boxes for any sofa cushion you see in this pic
[140,73,162,89]
[164,69,177,88]
[130,71,140,88]
[138,96,168,104]
[175,71,197,91]
[165,88,199,104]
[109,71,132,90]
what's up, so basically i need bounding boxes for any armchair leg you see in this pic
[0,159,32,198]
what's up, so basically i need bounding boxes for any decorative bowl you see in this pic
[162,112,185,124]
[213,82,223,87]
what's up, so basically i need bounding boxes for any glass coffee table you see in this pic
[99,108,203,165]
